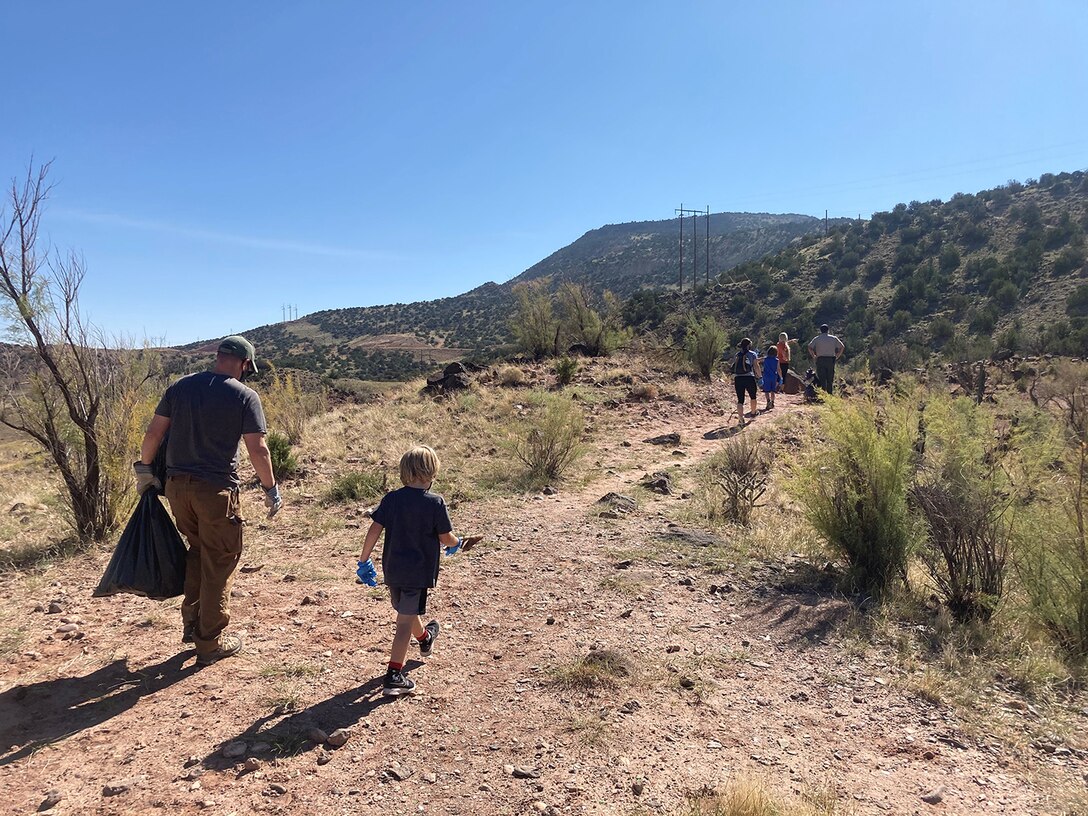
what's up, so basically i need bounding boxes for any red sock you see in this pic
[388,661,404,671]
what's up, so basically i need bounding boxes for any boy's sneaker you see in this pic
[383,668,416,697]
[196,634,242,666]
[418,620,440,658]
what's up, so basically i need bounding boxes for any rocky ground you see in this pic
[1,380,1086,816]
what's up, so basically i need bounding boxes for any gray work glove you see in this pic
[263,484,283,518]
[133,462,161,495]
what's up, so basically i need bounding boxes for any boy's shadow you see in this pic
[0,652,196,765]
[201,660,422,769]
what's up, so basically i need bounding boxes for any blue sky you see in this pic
[2,1,1086,344]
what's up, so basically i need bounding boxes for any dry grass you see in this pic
[682,776,850,816]
[0,438,69,570]
[497,366,527,387]
[550,649,634,691]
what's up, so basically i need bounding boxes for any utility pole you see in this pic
[825,210,828,235]
[676,204,710,294]
[281,304,286,323]
[705,205,710,287]
[692,212,697,291]
[678,203,684,293]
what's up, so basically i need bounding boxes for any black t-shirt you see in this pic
[371,486,453,588]
[154,372,266,489]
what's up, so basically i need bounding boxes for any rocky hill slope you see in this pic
[633,170,1088,367]
[178,212,827,381]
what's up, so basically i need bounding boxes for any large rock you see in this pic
[597,493,637,514]
[424,370,471,395]
[781,371,804,395]
[643,432,680,446]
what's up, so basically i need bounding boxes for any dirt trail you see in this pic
[0,386,1083,816]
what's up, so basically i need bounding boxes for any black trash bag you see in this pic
[93,491,186,600]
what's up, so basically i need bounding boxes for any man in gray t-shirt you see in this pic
[135,336,283,665]
[808,324,845,395]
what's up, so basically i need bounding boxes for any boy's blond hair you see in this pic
[399,445,440,486]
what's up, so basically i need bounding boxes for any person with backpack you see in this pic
[729,337,761,426]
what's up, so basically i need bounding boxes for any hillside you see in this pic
[634,170,1088,367]
[180,212,826,382]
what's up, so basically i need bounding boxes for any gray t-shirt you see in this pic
[809,333,845,358]
[154,372,266,489]
[371,486,454,589]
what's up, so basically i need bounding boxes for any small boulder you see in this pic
[326,727,352,748]
[220,741,247,760]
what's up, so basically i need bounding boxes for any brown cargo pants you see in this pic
[165,475,244,656]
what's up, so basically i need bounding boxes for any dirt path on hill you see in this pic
[1,386,1084,816]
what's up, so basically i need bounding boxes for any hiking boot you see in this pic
[196,634,243,666]
[182,621,196,644]
[383,668,416,697]
[418,620,441,658]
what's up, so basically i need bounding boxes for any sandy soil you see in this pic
[1,385,1085,816]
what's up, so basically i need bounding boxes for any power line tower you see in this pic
[675,204,711,292]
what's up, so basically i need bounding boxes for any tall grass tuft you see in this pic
[685,314,728,380]
[512,393,584,486]
[795,391,917,597]
[267,431,299,481]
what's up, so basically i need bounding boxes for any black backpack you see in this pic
[732,351,752,376]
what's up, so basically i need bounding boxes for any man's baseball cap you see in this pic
[218,335,258,374]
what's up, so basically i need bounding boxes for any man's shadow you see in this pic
[201,660,422,770]
[0,652,197,765]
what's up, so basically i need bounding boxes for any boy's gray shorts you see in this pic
[389,586,429,616]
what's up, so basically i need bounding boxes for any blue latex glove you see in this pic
[444,537,463,557]
[356,558,378,587]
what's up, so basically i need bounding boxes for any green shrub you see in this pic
[554,356,578,386]
[512,394,584,485]
[325,470,386,503]
[267,431,299,480]
[795,391,917,596]
[685,315,728,380]
[1016,364,1088,659]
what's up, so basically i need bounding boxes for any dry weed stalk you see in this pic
[707,435,769,526]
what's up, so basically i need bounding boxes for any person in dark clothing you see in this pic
[728,337,761,426]
[358,445,478,696]
[136,335,282,666]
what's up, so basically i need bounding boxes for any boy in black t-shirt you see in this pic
[358,445,478,696]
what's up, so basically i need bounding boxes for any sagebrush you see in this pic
[795,391,916,596]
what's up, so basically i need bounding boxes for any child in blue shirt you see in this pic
[761,346,781,410]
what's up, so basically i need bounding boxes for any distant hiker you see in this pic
[761,345,782,410]
[808,324,845,395]
[729,337,761,425]
[357,445,480,697]
[136,335,282,666]
[776,332,793,382]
